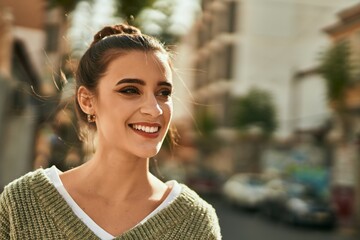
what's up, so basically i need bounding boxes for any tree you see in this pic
[115,0,156,24]
[48,0,156,23]
[195,108,217,137]
[138,0,180,44]
[49,0,180,46]
[318,41,360,142]
[319,41,353,110]
[231,88,277,136]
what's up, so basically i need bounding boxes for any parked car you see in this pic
[223,173,267,210]
[261,182,336,228]
[186,169,223,195]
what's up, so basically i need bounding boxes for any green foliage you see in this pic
[195,108,217,136]
[48,0,156,25]
[49,0,179,44]
[319,41,352,106]
[139,0,180,44]
[194,108,223,154]
[114,0,156,24]
[231,88,277,136]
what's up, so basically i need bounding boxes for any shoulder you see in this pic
[174,184,222,238]
[178,184,215,212]
[0,169,47,227]
[1,168,47,204]
[3,168,45,191]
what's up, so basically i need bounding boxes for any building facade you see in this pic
[190,0,239,126]
[185,0,360,229]
[191,0,359,137]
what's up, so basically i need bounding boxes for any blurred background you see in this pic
[1,0,360,239]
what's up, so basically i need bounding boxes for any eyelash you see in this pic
[118,87,140,95]
[158,89,172,97]
[117,87,172,98]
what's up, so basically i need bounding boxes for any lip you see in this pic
[129,122,162,139]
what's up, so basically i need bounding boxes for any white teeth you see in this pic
[132,124,159,133]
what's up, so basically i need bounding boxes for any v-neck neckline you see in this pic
[28,169,193,240]
[44,166,182,239]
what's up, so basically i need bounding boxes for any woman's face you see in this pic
[93,50,173,158]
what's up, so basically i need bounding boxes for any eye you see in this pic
[157,88,172,98]
[118,86,140,95]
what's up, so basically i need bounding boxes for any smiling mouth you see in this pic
[130,124,160,133]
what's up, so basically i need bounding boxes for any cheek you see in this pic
[94,98,127,129]
[164,101,173,120]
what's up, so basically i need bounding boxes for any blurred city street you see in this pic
[205,195,358,240]
[1,0,360,238]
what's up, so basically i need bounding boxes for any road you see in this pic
[204,195,358,240]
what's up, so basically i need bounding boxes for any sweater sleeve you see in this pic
[0,190,10,239]
[210,207,222,239]
[203,205,222,240]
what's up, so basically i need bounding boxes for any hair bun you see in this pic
[92,24,141,46]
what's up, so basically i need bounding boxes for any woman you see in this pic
[0,24,221,239]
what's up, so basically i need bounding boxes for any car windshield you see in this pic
[247,178,264,186]
[287,183,318,199]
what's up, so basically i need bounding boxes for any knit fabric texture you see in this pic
[0,169,221,239]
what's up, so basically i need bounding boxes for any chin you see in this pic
[137,147,161,159]
[138,152,159,159]
[131,140,164,158]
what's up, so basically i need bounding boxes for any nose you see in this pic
[140,95,163,117]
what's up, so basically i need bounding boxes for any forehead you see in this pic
[103,50,172,83]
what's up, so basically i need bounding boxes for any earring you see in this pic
[87,114,96,123]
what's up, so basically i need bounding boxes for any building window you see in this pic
[228,1,238,33]
[225,44,234,79]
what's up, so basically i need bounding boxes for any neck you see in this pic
[60,137,168,202]
[94,149,152,195]
[68,147,157,200]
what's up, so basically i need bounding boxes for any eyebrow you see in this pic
[116,78,145,86]
[116,78,173,88]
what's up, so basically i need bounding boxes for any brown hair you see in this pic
[75,24,170,132]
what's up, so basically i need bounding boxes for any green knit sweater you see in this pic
[0,169,221,239]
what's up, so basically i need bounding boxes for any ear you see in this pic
[77,86,95,115]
